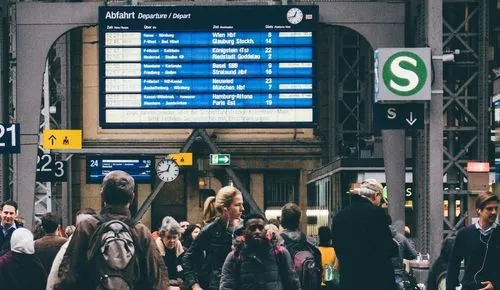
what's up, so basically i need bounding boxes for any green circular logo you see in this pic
[382,51,427,96]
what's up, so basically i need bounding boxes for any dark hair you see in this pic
[475,192,499,210]
[181,224,202,249]
[32,219,46,240]
[280,202,301,230]
[41,212,59,233]
[1,200,18,211]
[102,170,135,205]
[245,213,266,225]
[76,207,97,216]
[318,226,332,246]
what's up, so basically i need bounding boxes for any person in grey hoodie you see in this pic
[387,215,418,274]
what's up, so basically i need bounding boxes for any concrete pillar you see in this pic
[382,129,406,233]
[426,0,444,263]
[250,173,264,210]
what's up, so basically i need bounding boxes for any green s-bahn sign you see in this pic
[374,48,431,102]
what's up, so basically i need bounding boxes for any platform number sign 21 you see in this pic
[0,124,20,154]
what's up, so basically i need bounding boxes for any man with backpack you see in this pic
[220,213,301,290]
[280,202,322,290]
[55,170,169,290]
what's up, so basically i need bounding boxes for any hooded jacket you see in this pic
[0,228,47,290]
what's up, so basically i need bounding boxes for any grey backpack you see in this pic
[87,216,140,290]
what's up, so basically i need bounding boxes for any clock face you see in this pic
[156,158,179,182]
[286,8,303,25]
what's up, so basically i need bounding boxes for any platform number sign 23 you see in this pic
[0,123,20,154]
[36,152,67,182]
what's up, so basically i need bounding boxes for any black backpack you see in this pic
[87,215,141,290]
[281,233,322,290]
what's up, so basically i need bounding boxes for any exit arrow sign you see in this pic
[373,103,424,130]
[209,154,231,165]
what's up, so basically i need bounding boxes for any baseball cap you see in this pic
[360,179,388,205]
[360,179,383,194]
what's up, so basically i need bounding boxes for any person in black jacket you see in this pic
[220,213,300,290]
[446,192,500,290]
[182,186,245,290]
[426,236,455,290]
[331,179,398,290]
[0,200,22,257]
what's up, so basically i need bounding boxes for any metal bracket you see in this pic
[133,129,264,222]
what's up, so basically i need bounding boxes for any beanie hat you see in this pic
[10,228,35,254]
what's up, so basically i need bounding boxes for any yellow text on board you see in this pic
[168,153,193,166]
[42,130,82,150]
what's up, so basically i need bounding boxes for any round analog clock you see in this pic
[156,158,179,182]
[286,8,303,25]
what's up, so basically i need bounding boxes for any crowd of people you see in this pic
[0,170,498,290]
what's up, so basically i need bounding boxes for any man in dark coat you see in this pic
[34,212,68,274]
[331,179,398,290]
[220,213,301,290]
[0,200,22,257]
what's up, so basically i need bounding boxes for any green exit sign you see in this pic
[210,154,231,165]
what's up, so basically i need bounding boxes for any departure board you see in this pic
[87,156,153,184]
[99,6,318,128]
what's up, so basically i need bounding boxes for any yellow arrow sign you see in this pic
[168,153,193,166]
[42,130,82,150]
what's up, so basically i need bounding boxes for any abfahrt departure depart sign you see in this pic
[99,6,318,128]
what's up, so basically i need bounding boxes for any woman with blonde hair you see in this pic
[203,196,217,225]
[182,186,245,290]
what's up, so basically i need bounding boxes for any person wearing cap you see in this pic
[331,178,398,290]
[0,228,47,289]
[446,192,500,290]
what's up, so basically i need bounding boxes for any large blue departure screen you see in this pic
[99,6,318,128]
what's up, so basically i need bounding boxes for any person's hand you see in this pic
[192,283,203,290]
[479,281,493,290]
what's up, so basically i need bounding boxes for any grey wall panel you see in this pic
[15,2,99,229]
[318,2,405,49]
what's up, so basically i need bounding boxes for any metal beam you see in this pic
[426,0,444,262]
[50,148,179,154]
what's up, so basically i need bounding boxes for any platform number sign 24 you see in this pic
[0,123,20,154]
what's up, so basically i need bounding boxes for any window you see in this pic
[264,171,299,208]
